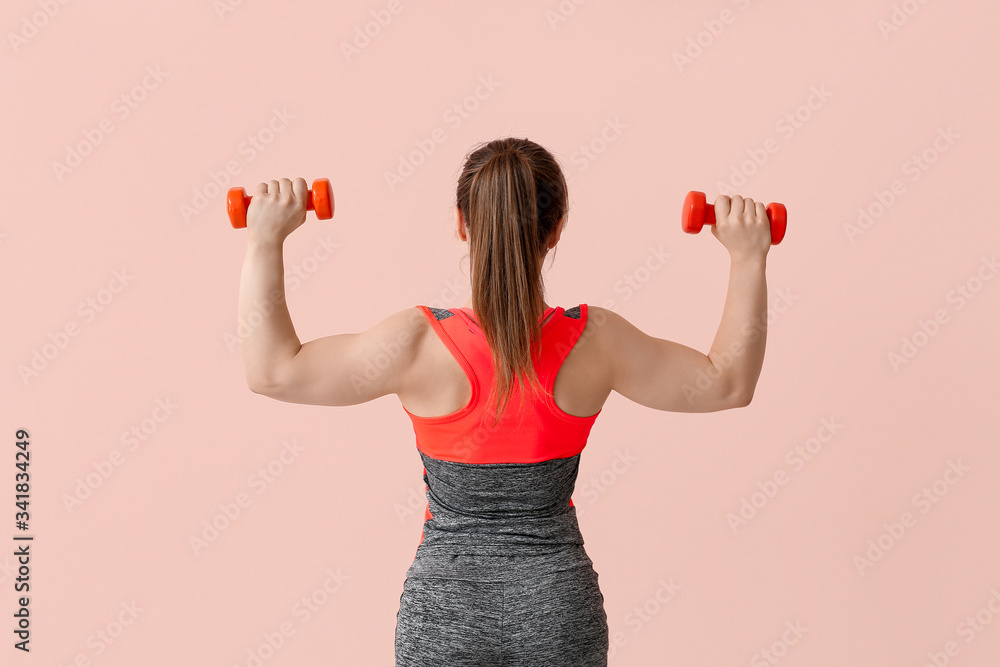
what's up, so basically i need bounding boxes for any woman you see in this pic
[238,137,772,665]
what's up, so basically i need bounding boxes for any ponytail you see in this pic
[456,138,568,426]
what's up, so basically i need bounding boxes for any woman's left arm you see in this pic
[237,177,420,406]
[239,236,301,391]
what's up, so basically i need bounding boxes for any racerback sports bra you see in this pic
[402,304,601,575]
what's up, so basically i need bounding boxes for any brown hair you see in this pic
[456,137,568,426]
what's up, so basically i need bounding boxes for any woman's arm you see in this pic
[239,241,422,405]
[237,177,421,406]
[707,194,772,403]
[596,194,771,413]
[238,237,300,390]
[707,255,767,404]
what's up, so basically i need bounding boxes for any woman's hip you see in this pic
[395,563,608,666]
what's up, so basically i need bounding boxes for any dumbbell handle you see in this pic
[227,178,334,229]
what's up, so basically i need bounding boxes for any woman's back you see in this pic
[399,303,607,423]
[401,303,600,565]
[395,301,611,666]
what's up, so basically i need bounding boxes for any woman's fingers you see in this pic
[714,194,731,219]
[730,194,744,217]
[292,177,308,204]
[755,201,767,222]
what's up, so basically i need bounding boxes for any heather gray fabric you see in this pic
[428,307,456,320]
[395,561,608,666]
[395,304,607,665]
[395,454,609,665]
[412,451,588,557]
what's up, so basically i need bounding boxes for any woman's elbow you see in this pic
[732,386,755,408]
[245,373,276,396]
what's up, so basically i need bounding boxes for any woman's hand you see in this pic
[246,177,309,245]
[710,194,772,263]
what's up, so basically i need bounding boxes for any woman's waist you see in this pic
[406,543,596,582]
[420,503,585,544]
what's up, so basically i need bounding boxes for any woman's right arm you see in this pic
[595,194,771,413]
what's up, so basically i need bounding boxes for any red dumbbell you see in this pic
[227,178,334,229]
[681,191,787,245]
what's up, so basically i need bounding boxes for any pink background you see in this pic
[3,0,999,664]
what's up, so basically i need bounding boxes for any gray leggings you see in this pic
[395,564,609,666]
